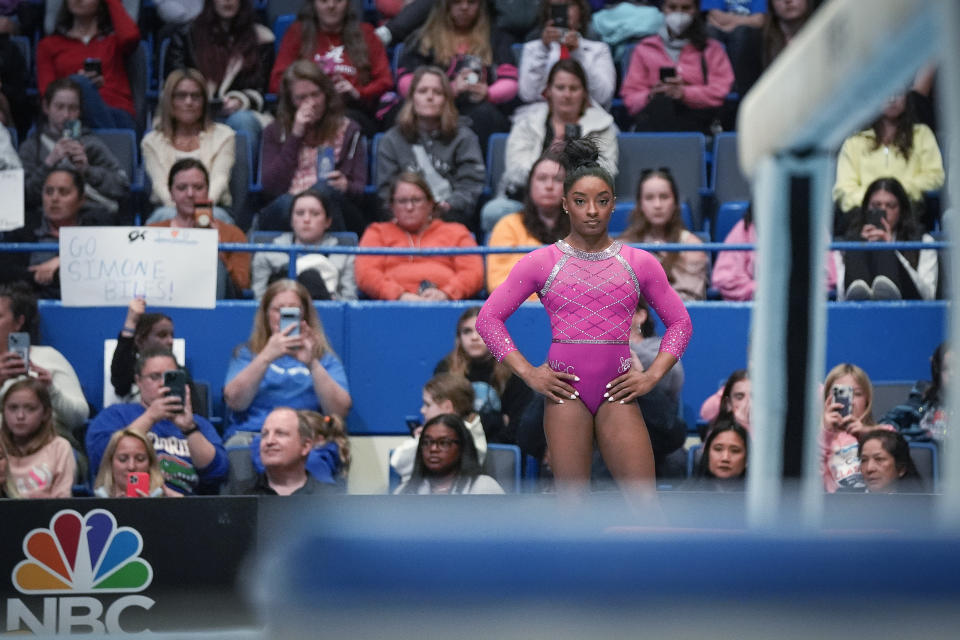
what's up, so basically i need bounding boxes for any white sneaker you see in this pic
[872,275,902,300]
[844,279,871,301]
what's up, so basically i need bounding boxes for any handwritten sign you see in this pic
[0,169,25,231]
[59,226,219,308]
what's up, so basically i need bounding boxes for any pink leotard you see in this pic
[477,240,692,414]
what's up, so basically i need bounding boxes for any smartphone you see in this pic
[279,307,301,337]
[659,66,677,82]
[84,58,102,75]
[62,119,81,140]
[8,332,29,369]
[866,207,886,228]
[405,416,421,437]
[193,201,214,228]
[163,369,187,412]
[832,385,853,418]
[126,472,150,498]
[550,3,568,29]
[316,146,336,186]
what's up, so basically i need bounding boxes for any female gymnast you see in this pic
[476,137,692,494]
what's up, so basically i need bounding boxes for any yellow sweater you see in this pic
[486,212,544,299]
[833,124,944,212]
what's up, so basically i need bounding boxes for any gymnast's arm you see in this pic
[476,251,577,403]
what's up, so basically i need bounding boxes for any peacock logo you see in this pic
[12,509,153,595]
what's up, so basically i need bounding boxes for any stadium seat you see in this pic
[711,133,751,205]
[614,132,708,230]
[369,132,384,188]
[485,132,508,197]
[11,35,34,98]
[908,442,939,493]
[5,126,18,149]
[391,42,404,79]
[92,128,144,219]
[126,41,151,134]
[686,443,703,478]
[483,443,522,494]
[153,37,171,100]
[272,14,296,53]
[230,130,255,230]
[713,200,749,243]
[222,445,256,495]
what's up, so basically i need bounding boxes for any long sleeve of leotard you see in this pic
[476,247,553,362]
[626,247,693,360]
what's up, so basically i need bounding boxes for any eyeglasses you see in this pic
[172,91,204,102]
[420,437,460,450]
[393,196,427,208]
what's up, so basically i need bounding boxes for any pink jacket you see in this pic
[620,34,733,115]
[712,221,838,301]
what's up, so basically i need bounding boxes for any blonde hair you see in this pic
[297,410,351,473]
[246,279,333,360]
[823,363,876,425]
[395,66,460,141]
[417,0,492,68]
[155,68,213,139]
[1,379,55,458]
[93,429,165,497]
[0,439,14,498]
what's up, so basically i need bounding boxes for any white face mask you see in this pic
[664,11,694,35]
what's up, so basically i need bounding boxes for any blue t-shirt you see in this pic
[224,346,350,438]
[85,403,228,495]
[700,0,766,14]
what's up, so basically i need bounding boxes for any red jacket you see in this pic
[268,21,393,107]
[36,0,140,115]
[620,34,733,116]
[356,218,483,300]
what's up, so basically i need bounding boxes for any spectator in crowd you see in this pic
[712,203,838,301]
[396,413,504,494]
[356,172,484,300]
[36,0,140,130]
[820,362,883,493]
[620,168,708,301]
[19,78,129,222]
[223,279,352,446]
[242,407,337,495]
[687,421,749,491]
[86,347,228,495]
[620,0,733,133]
[700,0,764,96]
[108,297,204,413]
[482,58,617,233]
[486,152,568,295]
[1,378,76,498]
[0,283,89,467]
[833,94,945,219]
[0,17,31,134]
[630,297,688,477]
[164,0,275,152]
[434,307,534,445]
[269,0,392,136]
[251,187,357,300]
[148,159,250,297]
[92,428,171,497]
[699,368,750,440]
[260,60,368,234]
[518,0,615,109]
[391,373,487,484]
[377,66,485,228]
[251,188,358,301]
[858,429,923,493]
[0,168,106,299]
[397,0,518,154]
[835,177,938,301]
[142,69,236,224]
[881,342,950,444]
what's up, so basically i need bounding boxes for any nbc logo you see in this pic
[5,509,156,634]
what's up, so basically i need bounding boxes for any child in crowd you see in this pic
[1,378,76,498]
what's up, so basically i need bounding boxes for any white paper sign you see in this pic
[59,226,219,308]
[0,169,25,231]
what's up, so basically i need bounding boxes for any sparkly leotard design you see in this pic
[477,240,692,414]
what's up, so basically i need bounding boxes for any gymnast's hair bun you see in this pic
[558,135,602,172]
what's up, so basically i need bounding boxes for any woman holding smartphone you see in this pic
[223,279,352,447]
[835,177,938,301]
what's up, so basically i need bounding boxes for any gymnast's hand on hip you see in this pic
[605,368,659,404]
[524,364,580,405]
